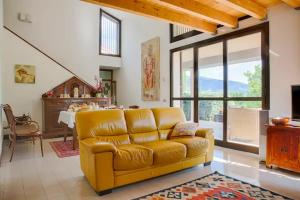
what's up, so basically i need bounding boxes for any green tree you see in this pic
[232,64,262,108]
[244,65,262,97]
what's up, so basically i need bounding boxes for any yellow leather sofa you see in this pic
[76,107,214,195]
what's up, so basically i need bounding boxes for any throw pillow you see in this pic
[171,122,199,138]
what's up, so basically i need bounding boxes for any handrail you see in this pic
[3,26,92,87]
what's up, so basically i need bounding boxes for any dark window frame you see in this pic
[99,9,122,57]
[99,68,117,105]
[170,16,251,43]
[170,22,270,154]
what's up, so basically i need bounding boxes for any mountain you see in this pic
[199,76,248,92]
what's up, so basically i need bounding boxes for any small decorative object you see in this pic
[94,75,104,97]
[15,64,36,84]
[271,117,290,126]
[141,37,160,101]
[73,87,79,98]
[15,114,31,125]
[46,90,54,98]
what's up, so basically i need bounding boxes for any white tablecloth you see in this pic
[58,111,76,129]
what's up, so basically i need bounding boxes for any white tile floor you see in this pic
[0,138,300,200]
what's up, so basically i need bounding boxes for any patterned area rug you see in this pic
[49,140,79,158]
[134,171,291,200]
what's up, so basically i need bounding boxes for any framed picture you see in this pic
[141,37,160,101]
[15,64,36,84]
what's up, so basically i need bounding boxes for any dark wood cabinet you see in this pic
[42,98,110,138]
[42,76,111,138]
[266,125,300,173]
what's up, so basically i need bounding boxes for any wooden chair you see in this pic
[2,104,44,162]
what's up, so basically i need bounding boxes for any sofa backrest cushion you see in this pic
[97,135,130,146]
[152,107,186,139]
[124,109,159,143]
[76,110,128,141]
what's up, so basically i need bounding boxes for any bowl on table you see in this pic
[271,117,290,126]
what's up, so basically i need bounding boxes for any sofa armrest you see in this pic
[195,128,214,162]
[80,138,117,154]
[195,128,213,138]
[79,138,115,192]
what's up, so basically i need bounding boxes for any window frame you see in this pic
[170,22,270,154]
[99,9,122,57]
[170,16,252,43]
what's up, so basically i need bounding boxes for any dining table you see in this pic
[57,111,78,150]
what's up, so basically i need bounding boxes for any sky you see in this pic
[199,60,262,84]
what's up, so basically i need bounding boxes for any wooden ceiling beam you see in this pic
[281,0,300,8]
[82,0,217,34]
[153,0,238,28]
[216,0,267,19]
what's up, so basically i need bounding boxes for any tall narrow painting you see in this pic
[141,37,160,101]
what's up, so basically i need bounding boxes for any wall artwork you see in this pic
[141,37,160,101]
[15,64,36,84]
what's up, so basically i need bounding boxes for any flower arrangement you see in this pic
[94,75,104,97]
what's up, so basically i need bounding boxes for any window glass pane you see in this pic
[172,48,194,97]
[227,101,262,147]
[100,70,112,80]
[228,32,262,97]
[173,100,194,122]
[198,100,223,140]
[101,11,120,55]
[198,42,223,97]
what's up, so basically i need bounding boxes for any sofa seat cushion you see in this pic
[171,137,208,158]
[114,144,153,171]
[142,141,186,165]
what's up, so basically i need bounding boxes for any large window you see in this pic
[170,23,269,153]
[100,9,121,57]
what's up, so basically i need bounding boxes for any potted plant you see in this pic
[94,75,104,98]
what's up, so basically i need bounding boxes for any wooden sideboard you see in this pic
[42,97,110,138]
[42,76,111,138]
[266,125,300,173]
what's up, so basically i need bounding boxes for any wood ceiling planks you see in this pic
[215,0,267,19]
[83,0,217,33]
[280,0,300,8]
[82,0,293,35]
[153,0,238,28]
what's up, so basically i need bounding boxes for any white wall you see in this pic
[3,0,123,85]
[2,29,73,127]
[268,5,300,117]
[0,0,3,158]
[115,14,170,108]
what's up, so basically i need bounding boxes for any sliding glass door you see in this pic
[170,23,269,153]
[172,48,195,121]
[198,42,224,141]
[226,33,263,147]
